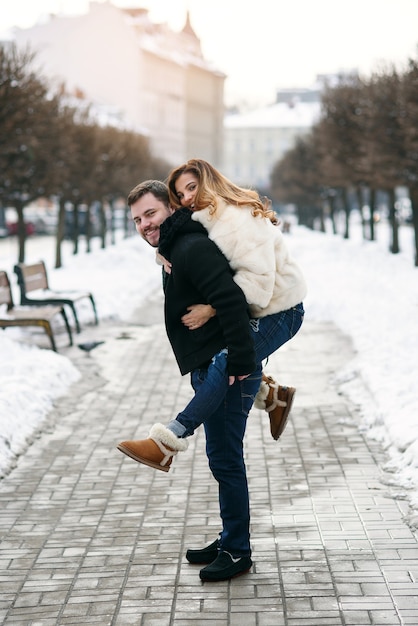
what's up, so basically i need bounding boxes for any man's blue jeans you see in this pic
[193,362,263,557]
[169,303,304,438]
[168,304,304,557]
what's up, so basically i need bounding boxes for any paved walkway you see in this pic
[1,288,418,625]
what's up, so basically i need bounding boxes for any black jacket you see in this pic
[158,208,256,376]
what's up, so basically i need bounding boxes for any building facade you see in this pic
[223,88,321,193]
[11,2,225,169]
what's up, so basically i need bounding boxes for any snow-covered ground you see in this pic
[0,232,160,478]
[1,219,417,515]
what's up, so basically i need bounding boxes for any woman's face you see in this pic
[174,172,198,208]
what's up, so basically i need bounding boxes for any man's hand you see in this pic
[228,374,250,386]
[182,304,216,329]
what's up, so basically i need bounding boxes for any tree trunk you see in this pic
[388,188,400,254]
[16,201,26,263]
[109,200,116,245]
[55,197,66,268]
[98,201,107,249]
[409,187,418,267]
[318,203,326,232]
[356,186,367,240]
[0,204,6,232]
[73,204,79,255]
[369,187,376,241]
[343,187,351,239]
[328,194,337,235]
[124,204,130,238]
[85,204,92,253]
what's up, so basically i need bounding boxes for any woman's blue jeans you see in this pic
[169,303,304,438]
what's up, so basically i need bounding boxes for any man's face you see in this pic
[131,192,173,247]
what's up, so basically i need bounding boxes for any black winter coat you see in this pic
[158,208,256,376]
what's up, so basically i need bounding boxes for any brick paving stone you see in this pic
[1,295,418,626]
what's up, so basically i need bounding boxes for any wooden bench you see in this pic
[14,261,98,334]
[0,270,73,351]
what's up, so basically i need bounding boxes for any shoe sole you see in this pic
[200,565,252,582]
[271,387,296,440]
[116,443,170,472]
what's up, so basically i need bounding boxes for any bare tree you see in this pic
[0,44,63,261]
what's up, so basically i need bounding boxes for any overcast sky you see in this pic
[1,0,418,107]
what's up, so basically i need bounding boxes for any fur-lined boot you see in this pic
[117,423,188,472]
[254,374,296,440]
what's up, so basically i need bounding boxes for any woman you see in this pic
[164,159,307,440]
[120,161,306,455]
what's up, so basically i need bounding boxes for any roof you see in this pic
[225,100,321,129]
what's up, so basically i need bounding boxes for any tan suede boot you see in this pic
[254,373,296,440]
[117,423,188,472]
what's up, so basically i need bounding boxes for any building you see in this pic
[10,2,225,168]
[223,87,322,193]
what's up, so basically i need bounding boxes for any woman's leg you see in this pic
[116,306,304,471]
[167,304,304,438]
[251,303,304,363]
[166,349,229,437]
[251,304,304,439]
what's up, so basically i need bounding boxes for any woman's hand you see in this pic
[156,252,172,274]
[181,304,216,329]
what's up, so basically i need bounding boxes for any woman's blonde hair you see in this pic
[167,158,278,224]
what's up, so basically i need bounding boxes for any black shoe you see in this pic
[199,550,252,582]
[186,539,220,564]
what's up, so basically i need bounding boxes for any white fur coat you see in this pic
[191,200,307,317]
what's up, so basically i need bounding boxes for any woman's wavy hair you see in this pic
[167,158,278,224]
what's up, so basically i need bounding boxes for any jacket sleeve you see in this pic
[175,235,257,376]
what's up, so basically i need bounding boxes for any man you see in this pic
[130,181,172,247]
[117,180,261,582]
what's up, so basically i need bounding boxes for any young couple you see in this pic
[117,159,306,582]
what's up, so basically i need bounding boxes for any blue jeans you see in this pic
[193,362,263,556]
[168,303,304,438]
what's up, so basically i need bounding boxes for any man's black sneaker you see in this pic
[199,550,252,581]
[186,539,220,564]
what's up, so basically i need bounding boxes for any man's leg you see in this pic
[198,364,262,580]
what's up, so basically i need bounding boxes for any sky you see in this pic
[1,217,418,519]
[1,0,418,106]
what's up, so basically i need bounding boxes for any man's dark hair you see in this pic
[127,180,169,207]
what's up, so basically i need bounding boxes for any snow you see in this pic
[224,100,321,129]
[1,220,417,516]
[0,234,160,478]
[290,217,418,509]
